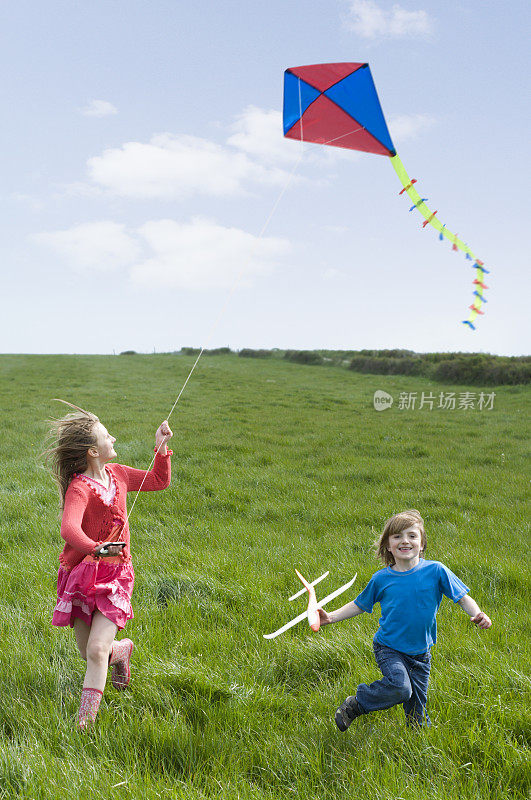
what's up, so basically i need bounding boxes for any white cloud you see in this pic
[87,132,291,199]
[35,218,290,288]
[227,106,296,165]
[80,99,118,117]
[344,0,433,39]
[131,217,290,290]
[388,113,435,141]
[227,106,354,166]
[80,104,352,201]
[35,221,140,270]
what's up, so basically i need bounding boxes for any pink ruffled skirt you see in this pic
[52,559,135,631]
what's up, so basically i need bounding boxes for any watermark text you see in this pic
[373,390,496,411]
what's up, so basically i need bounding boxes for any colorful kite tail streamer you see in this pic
[399,179,417,195]
[389,153,490,329]
[409,198,428,212]
[422,211,438,228]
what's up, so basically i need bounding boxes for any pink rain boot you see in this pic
[77,687,103,729]
[109,638,134,690]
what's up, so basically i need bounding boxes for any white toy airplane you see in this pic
[263,570,357,639]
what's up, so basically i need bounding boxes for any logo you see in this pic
[371,389,495,412]
[373,390,393,411]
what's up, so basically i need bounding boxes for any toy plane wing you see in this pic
[288,571,329,601]
[263,573,357,639]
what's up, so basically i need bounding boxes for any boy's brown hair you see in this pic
[375,509,426,567]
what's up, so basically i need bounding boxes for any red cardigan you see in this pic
[59,452,172,570]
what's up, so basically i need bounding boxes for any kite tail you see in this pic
[389,154,489,329]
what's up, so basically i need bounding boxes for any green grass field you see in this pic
[0,353,529,800]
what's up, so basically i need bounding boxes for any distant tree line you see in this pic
[262,349,529,385]
[180,347,232,356]
[176,347,530,385]
[239,349,274,359]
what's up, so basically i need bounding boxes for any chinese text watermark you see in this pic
[373,390,496,412]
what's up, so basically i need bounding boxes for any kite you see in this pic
[263,570,357,639]
[283,62,489,329]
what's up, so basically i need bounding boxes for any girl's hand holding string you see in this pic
[94,425,172,558]
[97,542,126,557]
[155,420,173,455]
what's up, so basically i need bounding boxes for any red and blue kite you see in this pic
[283,62,489,330]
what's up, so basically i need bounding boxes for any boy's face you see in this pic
[387,523,423,568]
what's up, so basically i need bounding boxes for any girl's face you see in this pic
[91,421,117,462]
[387,524,423,568]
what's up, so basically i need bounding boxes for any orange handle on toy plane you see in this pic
[295,569,320,632]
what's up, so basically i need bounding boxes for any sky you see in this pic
[1,0,530,356]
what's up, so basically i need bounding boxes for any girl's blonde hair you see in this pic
[43,401,99,507]
[375,509,426,567]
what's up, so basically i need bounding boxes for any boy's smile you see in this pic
[387,524,423,571]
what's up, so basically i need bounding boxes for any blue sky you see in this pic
[2,0,529,355]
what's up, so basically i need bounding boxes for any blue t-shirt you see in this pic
[354,559,469,655]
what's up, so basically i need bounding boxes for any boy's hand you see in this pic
[318,607,333,625]
[155,420,173,453]
[471,611,492,629]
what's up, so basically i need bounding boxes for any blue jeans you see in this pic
[356,639,431,727]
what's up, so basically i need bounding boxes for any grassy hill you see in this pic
[0,353,529,799]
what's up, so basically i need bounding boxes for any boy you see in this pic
[318,510,491,729]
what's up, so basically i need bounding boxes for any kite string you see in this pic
[321,127,364,147]
[298,78,304,154]
[124,149,304,525]
[124,121,369,525]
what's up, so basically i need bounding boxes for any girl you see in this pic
[318,509,491,729]
[45,402,173,729]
